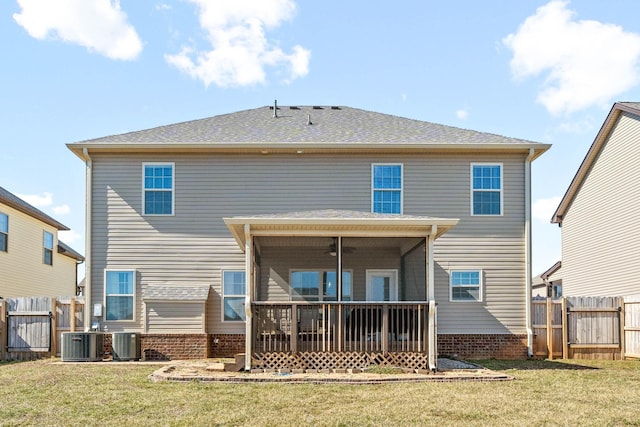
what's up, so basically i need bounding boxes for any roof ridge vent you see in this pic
[312,106,323,109]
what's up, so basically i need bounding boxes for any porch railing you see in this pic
[252,302,429,354]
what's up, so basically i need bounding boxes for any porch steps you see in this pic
[223,353,246,372]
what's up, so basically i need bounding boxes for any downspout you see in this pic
[427,225,437,372]
[82,148,93,330]
[525,148,535,357]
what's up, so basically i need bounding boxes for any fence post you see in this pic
[620,297,626,360]
[546,296,553,360]
[562,297,568,359]
[70,297,77,332]
[0,299,5,361]
[50,297,57,358]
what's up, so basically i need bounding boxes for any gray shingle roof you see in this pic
[233,209,449,221]
[618,102,640,112]
[57,241,84,261]
[142,284,211,301]
[71,105,542,146]
[0,186,69,230]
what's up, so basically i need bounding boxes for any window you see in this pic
[223,271,246,321]
[291,270,352,302]
[105,270,135,320]
[471,163,502,215]
[450,270,482,302]
[0,212,7,252]
[143,163,174,215]
[43,231,53,265]
[372,164,403,214]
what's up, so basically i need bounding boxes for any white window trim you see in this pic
[43,230,54,266]
[371,163,404,214]
[222,269,246,323]
[142,162,175,216]
[289,269,354,302]
[0,212,8,252]
[103,269,136,321]
[470,163,503,217]
[365,269,399,301]
[449,269,483,302]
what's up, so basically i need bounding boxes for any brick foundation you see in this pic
[437,334,528,359]
[209,334,246,357]
[140,334,210,360]
[101,333,527,361]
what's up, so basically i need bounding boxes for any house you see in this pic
[532,261,562,298]
[67,104,549,369]
[0,186,84,298]
[552,102,640,296]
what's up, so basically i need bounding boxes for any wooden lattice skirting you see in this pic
[252,351,430,370]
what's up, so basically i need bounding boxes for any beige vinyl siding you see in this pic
[0,203,77,297]
[91,152,526,335]
[145,301,205,333]
[562,112,640,296]
[259,246,401,301]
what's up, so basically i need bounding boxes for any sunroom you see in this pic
[224,210,458,371]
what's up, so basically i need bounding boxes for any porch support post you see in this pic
[337,236,343,352]
[427,226,437,372]
[244,224,253,371]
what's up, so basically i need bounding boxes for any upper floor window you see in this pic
[471,163,502,216]
[105,270,135,321]
[43,231,53,265]
[450,270,482,302]
[0,212,7,252]
[143,163,174,215]
[222,271,246,322]
[372,164,403,214]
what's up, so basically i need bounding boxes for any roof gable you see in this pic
[67,105,550,158]
[552,102,640,224]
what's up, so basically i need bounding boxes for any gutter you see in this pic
[83,148,93,330]
[524,148,535,357]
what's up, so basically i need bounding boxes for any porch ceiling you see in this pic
[223,209,459,250]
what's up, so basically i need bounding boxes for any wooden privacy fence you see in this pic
[0,296,85,361]
[533,295,640,360]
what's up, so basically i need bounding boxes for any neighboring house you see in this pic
[67,104,549,369]
[552,102,640,296]
[532,261,562,298]
[0,186,84,298]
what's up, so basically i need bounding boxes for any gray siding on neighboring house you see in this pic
[562,112,640,296]
[91,152,526,335]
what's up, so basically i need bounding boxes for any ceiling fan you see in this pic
[326,239,355,256]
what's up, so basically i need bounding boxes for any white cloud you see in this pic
[17,192,53,208]
[456,108,469,120]
[555,115,597,134]
[13,0,143,61]
[52,204,71,215]
[503,0,640,115]
[58,229,82,244]
[165,0,310,87]
[533,196,562,222]
[155,3,171,11]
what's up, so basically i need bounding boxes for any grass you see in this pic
[1,359,639,426]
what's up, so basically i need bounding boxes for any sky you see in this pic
[2,0,640,281]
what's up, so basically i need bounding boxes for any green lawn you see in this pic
[1,359,639,426]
